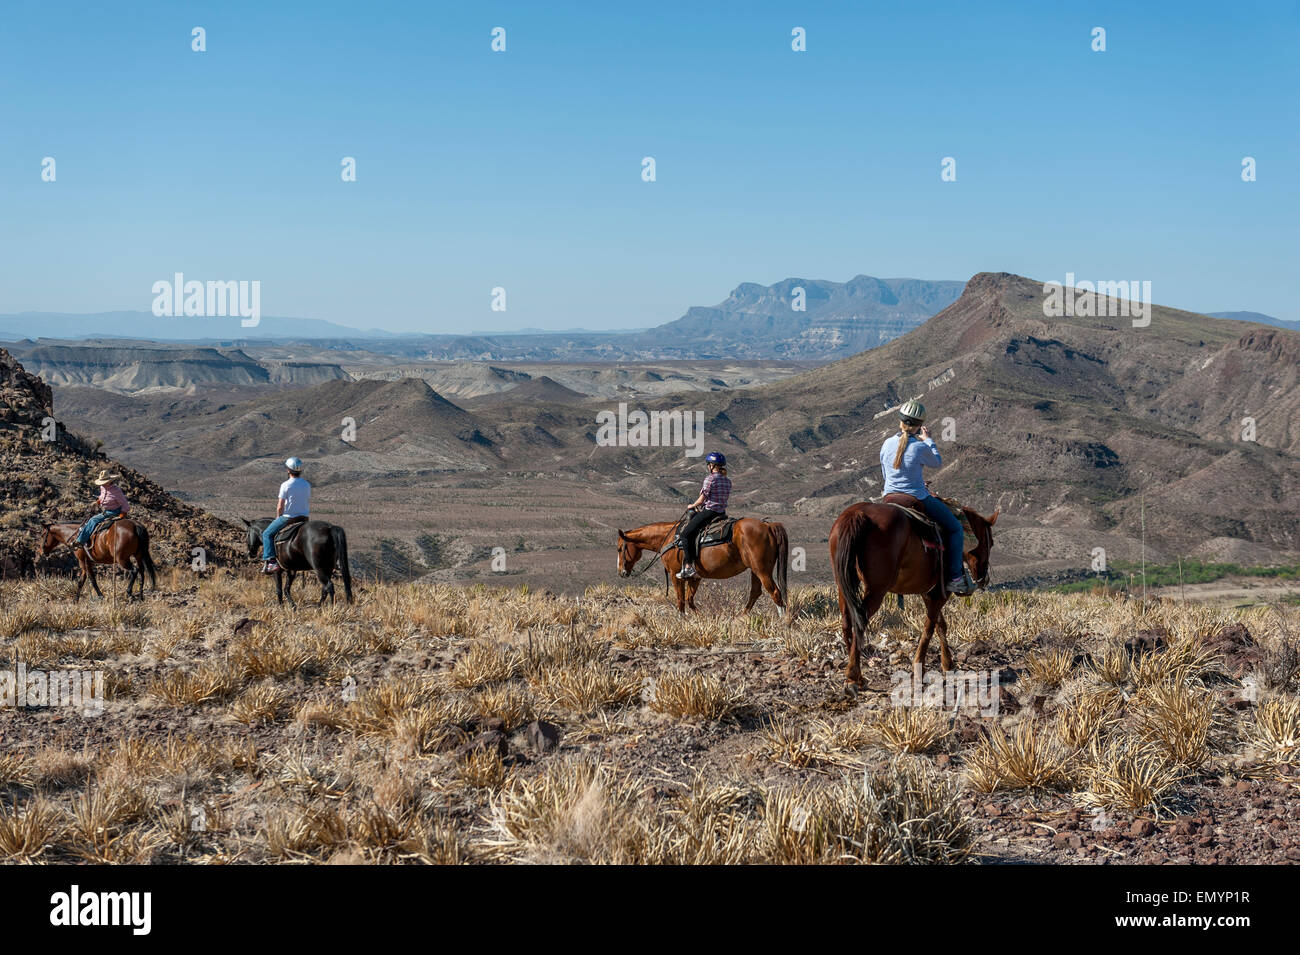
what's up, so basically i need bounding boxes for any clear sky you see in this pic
[2,1,1296,332]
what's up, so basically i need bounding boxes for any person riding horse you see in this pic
[260,456,310,574]
[76,470,130,552]
[676,451,730,581]
[879,400,974,596]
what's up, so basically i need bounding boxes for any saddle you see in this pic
[80,512,125,545]
[670,513,737,551]
[272,516,308,547]
[880,493,976,555]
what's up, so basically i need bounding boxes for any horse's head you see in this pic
[962,507,999,589]
[616,529,642,578]
[240,518,261,558]
[38,523,60,556]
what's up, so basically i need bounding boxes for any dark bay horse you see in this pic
[616,518,790,618]
[830,500,998,685]
[40,519,158,600]
[243,518,353,606]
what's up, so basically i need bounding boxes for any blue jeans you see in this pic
[77,508,121,545]
[261,515,294,560]
[920,495,965,581]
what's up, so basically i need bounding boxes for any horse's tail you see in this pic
[771,521,790,608]
[831,506,873,642]
[137,523,158,590]
[332,525,353,604]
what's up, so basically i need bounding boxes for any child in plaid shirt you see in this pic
[677,452,731,580]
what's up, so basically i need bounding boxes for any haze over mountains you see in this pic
[26,271,1300,587]
[7,274,1288,365]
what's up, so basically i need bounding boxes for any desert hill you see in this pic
[4,342,350,394]
[0,348,243,577]
[696,273,1300,562]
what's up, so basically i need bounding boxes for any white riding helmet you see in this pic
[285,457,304,473]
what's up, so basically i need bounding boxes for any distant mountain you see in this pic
[628,276,966,359]
[2,342,351,394]
[1205,311,1300,332]
[0,311,409,342]
[5,275,963,362]
[357,275,965,362]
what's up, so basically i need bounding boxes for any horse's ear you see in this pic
[240,518,252,527]
[986,508,1000,526]
[617,529,626,541]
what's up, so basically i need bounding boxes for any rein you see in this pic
[626,511,690,578]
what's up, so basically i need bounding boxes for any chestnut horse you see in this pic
[616,517,790,618]
[40,519,158,600]
[830,500,998,685]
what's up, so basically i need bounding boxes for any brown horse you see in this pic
[830,500,998,685]
[40,519,158,600]
[616,517,790,618]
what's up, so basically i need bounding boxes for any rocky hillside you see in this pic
[0,348,243,578]
[634,275,965,359]
[3,342,350,394]
[698,273,1300,563]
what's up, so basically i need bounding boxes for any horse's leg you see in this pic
[936,598,954,672]
[743,572,762,611]
[915,591,944,680]
[754,565,785,613]
[686,577,701,612]
[673,575,686,614]
[317,567,332,606]
[846,589,887,687]
[276,569,286,606]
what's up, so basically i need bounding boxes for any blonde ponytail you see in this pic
[892,422,920,470]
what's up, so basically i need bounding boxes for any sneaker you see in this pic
[676,564,697,580]
[262,560,280,574]
[947,575,973,596]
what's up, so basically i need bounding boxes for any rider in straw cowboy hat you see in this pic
[76,469,131,551]
[260,457,311,574]
[879,400,974,596]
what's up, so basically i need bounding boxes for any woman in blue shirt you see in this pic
[879,400,973,595]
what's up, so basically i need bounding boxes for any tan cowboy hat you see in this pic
[93,470,121,486]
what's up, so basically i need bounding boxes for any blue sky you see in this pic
[2,1,1296,332]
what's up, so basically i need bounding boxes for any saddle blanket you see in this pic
[669,515,737,551]
[272,517,308,546]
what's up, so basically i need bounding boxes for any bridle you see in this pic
[620,511,690,579]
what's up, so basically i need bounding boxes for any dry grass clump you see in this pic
[646,670,746,720]
[1055,688,1125,748]
[1131,681,1223,769]
[230,683,288,724]
[870,706,952,754]
[0,799,65,861]
[1025,647,1077,689]
[1076,736,1187,815]
[761,760,973,865]
[965,721,1075,792]
[147,662,241,706]
[529,661,642,716]
[485,758,648,864]
[1246,697,1300,768]
[449,640,521,689]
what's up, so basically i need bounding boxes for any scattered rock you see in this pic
[1130,819,1156,838]
[526,719,562,754]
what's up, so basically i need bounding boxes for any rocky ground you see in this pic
[1,576,1295,864]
